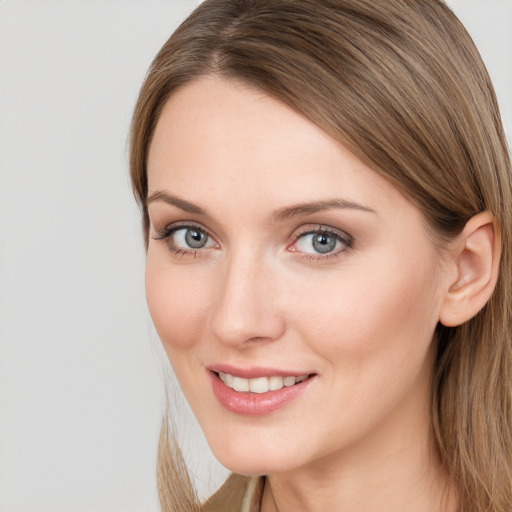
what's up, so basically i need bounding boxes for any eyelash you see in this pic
[152,222,213,258]
[152,222,354,262]
[289,227,354,262]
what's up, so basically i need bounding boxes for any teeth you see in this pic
[283,376,296,387]
[269,376,284,391]
[249,377,268,394]
[233,376,249,392]
[218,372,309,393]
[223,373,234,387]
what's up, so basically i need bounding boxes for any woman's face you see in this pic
[145,77,452,476]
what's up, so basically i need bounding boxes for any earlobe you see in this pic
[439,211,501,327]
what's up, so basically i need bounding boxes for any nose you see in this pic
[208,251,286,348]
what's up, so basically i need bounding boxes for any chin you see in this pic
[205,430,303,477]
[214,453,286,477]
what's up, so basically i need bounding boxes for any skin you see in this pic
[145,77,459,512]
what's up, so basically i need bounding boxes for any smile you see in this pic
[218,372,309,393]
[211,371,316,415]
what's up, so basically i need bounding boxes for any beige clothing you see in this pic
[203,474,264,512]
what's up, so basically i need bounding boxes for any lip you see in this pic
[209,369,316,416]
[208,364,311,379]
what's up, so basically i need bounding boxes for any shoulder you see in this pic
[202,474,264,512]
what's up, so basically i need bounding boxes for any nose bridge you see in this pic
[209,247,285,346]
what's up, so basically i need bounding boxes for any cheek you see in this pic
[287,251,440,365]
[145,251,211,351]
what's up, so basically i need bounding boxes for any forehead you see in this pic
[147,77,410,220]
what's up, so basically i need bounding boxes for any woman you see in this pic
[130,1,512,511]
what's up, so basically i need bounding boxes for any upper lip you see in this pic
[208,364,313,379]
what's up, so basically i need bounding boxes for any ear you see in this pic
[439,211,501,327]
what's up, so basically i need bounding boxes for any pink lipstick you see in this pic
[209,368,315,416]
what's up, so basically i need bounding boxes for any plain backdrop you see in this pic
[0,1,510,511]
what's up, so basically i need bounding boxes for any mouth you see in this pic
[208,365,317,415]
[215,371,312,394]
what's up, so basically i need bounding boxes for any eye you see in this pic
[153,224,217,254]
[173,227,214,249]
[289,228,352,257]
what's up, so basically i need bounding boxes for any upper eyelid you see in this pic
[153,221,214,239]
[288,225,354,255]
[153,223,219,254]
[152,220,353,246]
[291,224,353,241]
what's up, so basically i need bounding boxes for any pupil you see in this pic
[185,229,207,248]
[313,233,336,254]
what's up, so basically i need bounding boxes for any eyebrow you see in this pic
[146,191,375,221]
[146,191,207,216]
[270,198,376,222]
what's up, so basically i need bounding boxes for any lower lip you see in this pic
[210,372,315,416]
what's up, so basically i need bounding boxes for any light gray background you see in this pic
[0,1,510,511]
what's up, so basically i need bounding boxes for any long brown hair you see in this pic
[130,1,512,510]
